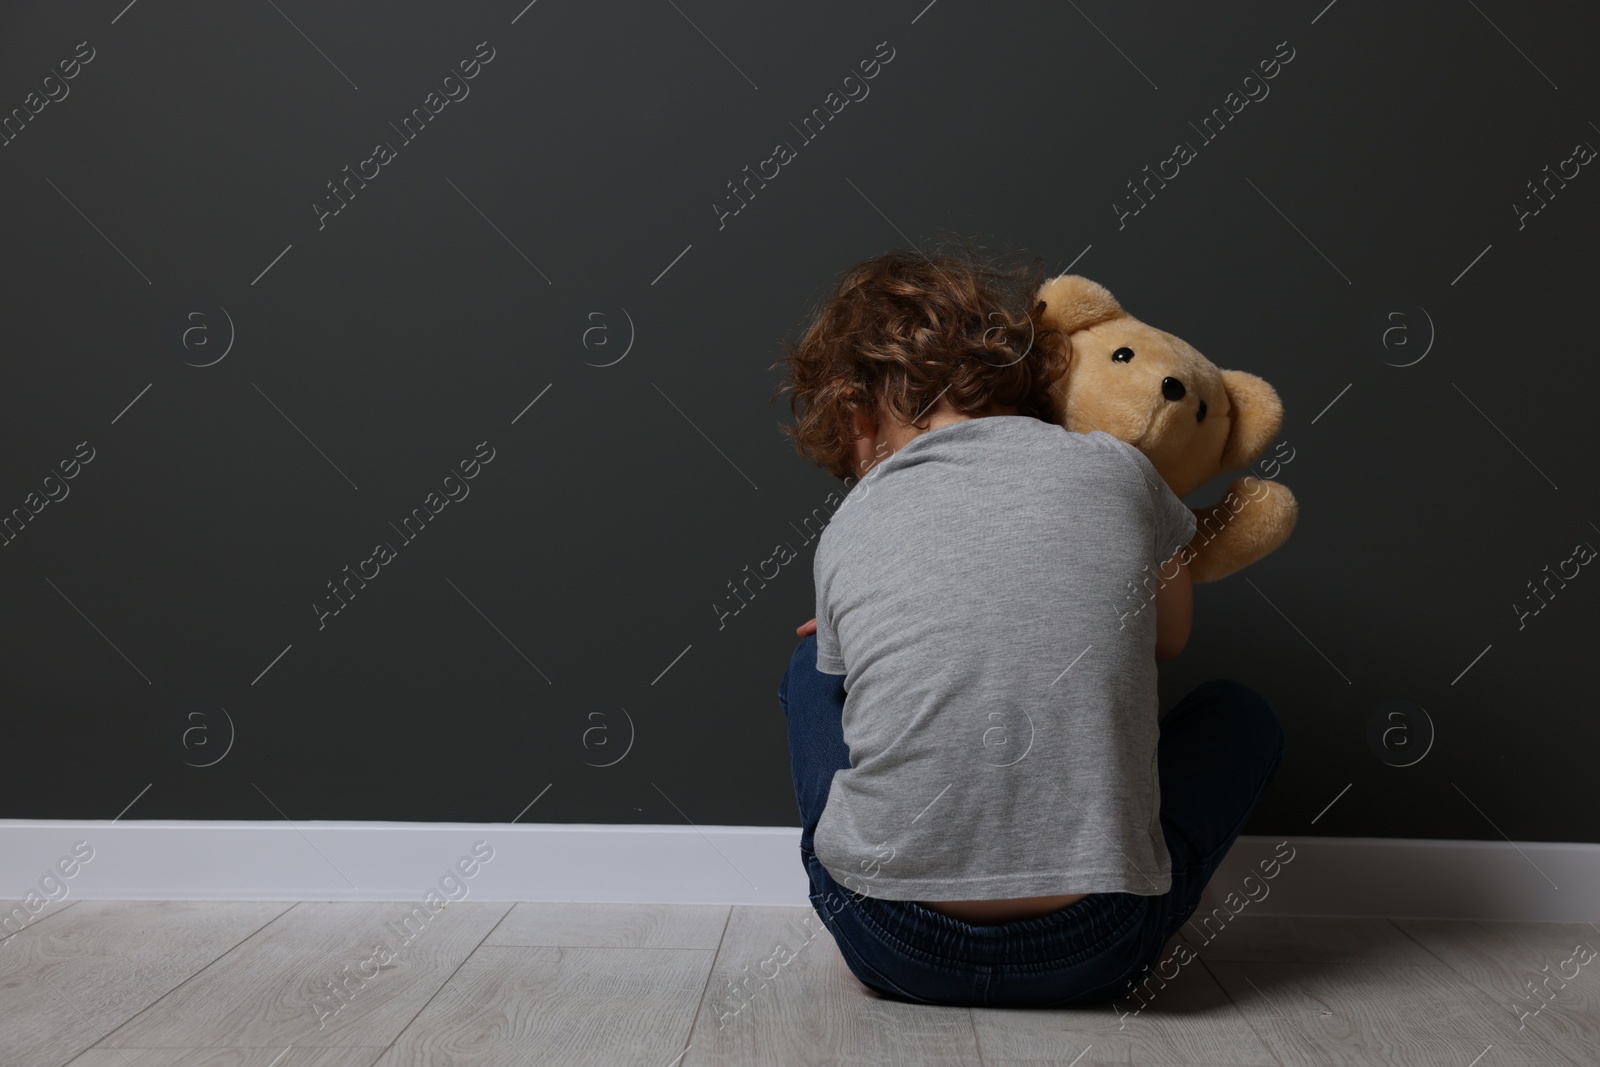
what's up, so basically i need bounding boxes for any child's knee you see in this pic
[1189,679,1286,762]
[778,634,820,707]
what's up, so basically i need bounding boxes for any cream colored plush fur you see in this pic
[1035,274,1297,583]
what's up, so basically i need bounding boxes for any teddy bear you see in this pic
[1033,273,1297,583]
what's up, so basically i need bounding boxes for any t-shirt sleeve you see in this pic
[815,608,846,675]
[813,551,847,675]
[1147,470,1197,565]
[1095,432,1197,566]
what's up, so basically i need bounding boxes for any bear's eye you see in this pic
[1111,347,1134,362]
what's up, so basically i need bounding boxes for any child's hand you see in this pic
[796,617,817,637]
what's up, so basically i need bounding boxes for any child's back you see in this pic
[811,415,1196,904]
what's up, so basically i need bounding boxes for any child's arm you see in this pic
[1153,553,1193,662]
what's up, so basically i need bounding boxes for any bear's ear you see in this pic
[1035,274,1123,333]
[1218,370,1284,471]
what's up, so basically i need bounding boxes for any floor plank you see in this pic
[372,944,713,1066]
[100,901,511,1050]
[0,901,287,1067]
[1204,959,1585,1066]
[67,1048,387,1066]
[10,902,1593,1066]
[0,898,79,947]
[686,905,983,1067]
[970,953,1276,1066]
[1176,915,1438,965]
[484,901,729,949]
[1390,919,1600,1067]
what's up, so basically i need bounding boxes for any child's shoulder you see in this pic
[1003,420,1136,467]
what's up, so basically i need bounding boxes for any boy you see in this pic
[773,245,1286,1006]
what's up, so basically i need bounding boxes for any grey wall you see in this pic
[2,1,1595,847]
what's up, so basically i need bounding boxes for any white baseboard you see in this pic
[2,822,1596,922]
[1200,836,1600,923]
[0,821,807,909]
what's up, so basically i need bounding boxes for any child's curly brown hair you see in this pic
[772,240,1070,481]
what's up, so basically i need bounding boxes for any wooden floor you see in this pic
[2,899,1596,1066]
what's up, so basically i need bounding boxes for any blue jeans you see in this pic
[777,633,1286,1007]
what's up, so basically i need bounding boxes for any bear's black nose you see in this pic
[1161,377,1186,401]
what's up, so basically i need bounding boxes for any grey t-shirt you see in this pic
[811,416,1198,901]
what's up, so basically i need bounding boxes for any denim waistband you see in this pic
[810,852,1148,968]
